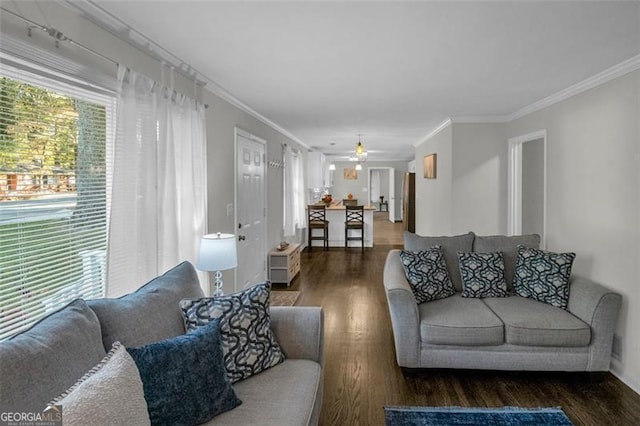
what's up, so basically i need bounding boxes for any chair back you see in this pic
[308,204,326,223]
[345,205,364,224]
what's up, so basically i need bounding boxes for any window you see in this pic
[0,63,115,340]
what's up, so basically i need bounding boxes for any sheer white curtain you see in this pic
[283,145,295,237]
[283,146,306,238]
[370,169,381,203]
[107,65,207,296]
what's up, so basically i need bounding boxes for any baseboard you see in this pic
[611,360,640,395]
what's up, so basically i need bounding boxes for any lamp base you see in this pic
[214,270,224,297]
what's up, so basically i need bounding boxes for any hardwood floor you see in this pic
[274,224,640,426]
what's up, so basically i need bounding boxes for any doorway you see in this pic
[235,128,267,291]
[508,129,547,248]
[368,166,395,222]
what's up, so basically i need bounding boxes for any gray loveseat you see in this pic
[383,232,622,371]
[0,262,324,425]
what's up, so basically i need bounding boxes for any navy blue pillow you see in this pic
[126,320,241,425]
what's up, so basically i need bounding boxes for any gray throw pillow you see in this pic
[473,234,540,289]
[514,245,576,310]
[458,252,509,298]
[180,281,285,383]
[399,247,456,304]
[88,261,205,350]
[403,231,475,292]
[0,299,106,410]
[51,343,150,426]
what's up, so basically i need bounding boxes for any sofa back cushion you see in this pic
[0,299,106,410]
[88,261,204,350]
[403,232,474,292]
[473,234,540,290]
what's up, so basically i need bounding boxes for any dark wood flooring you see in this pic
[274,228,640,425]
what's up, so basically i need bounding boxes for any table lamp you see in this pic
[196,233,237,296]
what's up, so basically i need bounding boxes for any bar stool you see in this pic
[307,205,329,251]
[344,205,364,252]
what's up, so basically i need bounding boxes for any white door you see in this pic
[388,167,395,222]
[235,129,267,291]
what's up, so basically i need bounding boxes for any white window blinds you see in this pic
[0,61,115,340]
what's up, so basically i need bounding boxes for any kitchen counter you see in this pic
[307,204,374,248]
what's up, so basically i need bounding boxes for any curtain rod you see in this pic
[1,6,208,108]
[1,7,118,67]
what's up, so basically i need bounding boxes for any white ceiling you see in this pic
[88,1,639,160]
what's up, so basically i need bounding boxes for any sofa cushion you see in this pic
[203,359,322,426]
[51,343,150,426]
[87,261,204,349]
[483,297,590,347]
[0,299,106,410]
[473,234,540,289]
[458,252,509,298]
[181,282,286,383]
[127,320,241,425]
[513,246,576,310]
[399,247,456,303]
[404,232,474,292]
[419,295,504,346]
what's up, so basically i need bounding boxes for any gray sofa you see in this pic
[0,262,324,425]
[383,232,622,371]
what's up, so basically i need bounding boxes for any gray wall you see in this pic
[451,123,508,235]
[330,161,408,217]
[0,2,306,294]
[415,125,453,235]
[521,139,545,237]
[413,70,640,392]
[508,70,640,391]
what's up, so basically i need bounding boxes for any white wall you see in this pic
[508,70,640,392]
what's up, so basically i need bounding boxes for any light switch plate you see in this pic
[226,203,234,217]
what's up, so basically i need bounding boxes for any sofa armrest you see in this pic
[568,277,622,371]
[383,250,420,367]
[270,306,324,366]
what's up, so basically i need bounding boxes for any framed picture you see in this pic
[344,168,358,180]
[423,153,437,179]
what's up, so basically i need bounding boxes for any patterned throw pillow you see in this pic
[514,245,576,310]
[126,320,241,425]
[180,281,285,383]
[458,252,509,298]
[399,247,456,304]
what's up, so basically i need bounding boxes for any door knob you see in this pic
[238,235,246,241]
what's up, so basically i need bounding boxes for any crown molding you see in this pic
[414,118,452,147]
[508,54,640,121]
[450,115,509,123]
[417,54,640,145]
[61,0,309,149]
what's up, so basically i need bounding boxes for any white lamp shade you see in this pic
[197,233,237,271]
[355,163,362,171]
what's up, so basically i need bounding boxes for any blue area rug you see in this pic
[384,406,573,425]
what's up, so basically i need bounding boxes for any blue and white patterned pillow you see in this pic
[399,247,455,304]
[458,252,509,298]
[180,281,285,383]
[514,245,576,310]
